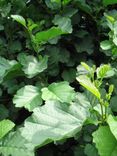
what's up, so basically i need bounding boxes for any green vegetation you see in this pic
[1,0,117,156]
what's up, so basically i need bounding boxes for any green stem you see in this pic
[99,100,104,123]
[104,106,107,120]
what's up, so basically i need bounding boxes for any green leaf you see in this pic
[35,26,68,43]
[0,57,14,77]
[93,126,117,156]
[41,81,75,103]
[75,36,94,54]
[0,130,35,156]
[76,75,100,99]
[103,0,117,6]
[0,57,20,83]
[81,62,91,71]
[96,64,114,79]
[11,15,27,28]
[62,68,76,83]
[18,53,48,78]
[110,96,117,112]
[0,105,9,121]
[84,144,98,156]
[75,0,92,15]
[45,0,61,10]
[21,96,90,146]
[107,115,117,140]
[74,146,84,156]
[53,15,72,33]
[100,40,112,50]
[0,119,15,139]
[13,85,42,111]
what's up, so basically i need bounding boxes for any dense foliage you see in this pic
[1,0,117,156]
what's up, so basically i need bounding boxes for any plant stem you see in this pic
[100,101,104,123]
[105,107,107,120]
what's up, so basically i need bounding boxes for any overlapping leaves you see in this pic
[21,93,90,146]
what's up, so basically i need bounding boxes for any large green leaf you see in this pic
[76,75,100,99]
[0,130,35,156]
[103,0,117,6]
[18,53,48,78]
[41,81,75,103]
[35,26,68,43]
[53,15,72,33]
[21,93,90,146]
[107,115,117,140]
[13,85,42,111]
[0,119,15,139]
[93,126,117,156]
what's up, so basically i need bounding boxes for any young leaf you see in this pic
[41,81,75,103]
[96,64,114,79]
[0,119,15,139]
[11,15,27,28]
[93,126,117,156]
[76,75,100,99]
[81,62,91,71]
[0,130,35,156]
[21,98,90,146]
[13,85,42,111]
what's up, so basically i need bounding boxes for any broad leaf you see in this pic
[100,40,112,50]
[13,85,42,111]
[11,15,27,28]
[75,36,94,54]
[93,126,117,156]
[75,0,92,15]
[107,115,117,140]
[0,57,15,77]
[22,94,90,146]
[84,144,98,156]
[62,68,76,83]
[0,130,35,156]
[76,75,100,99]
[35,26,68,43]
[53,15,72,33]
[18,53,48,78]
[0,119,15,139]
[41,81,75,103]
[0,57,20,82]
[103,0,117,6]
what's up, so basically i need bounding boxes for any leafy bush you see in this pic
[1,0,117,156]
